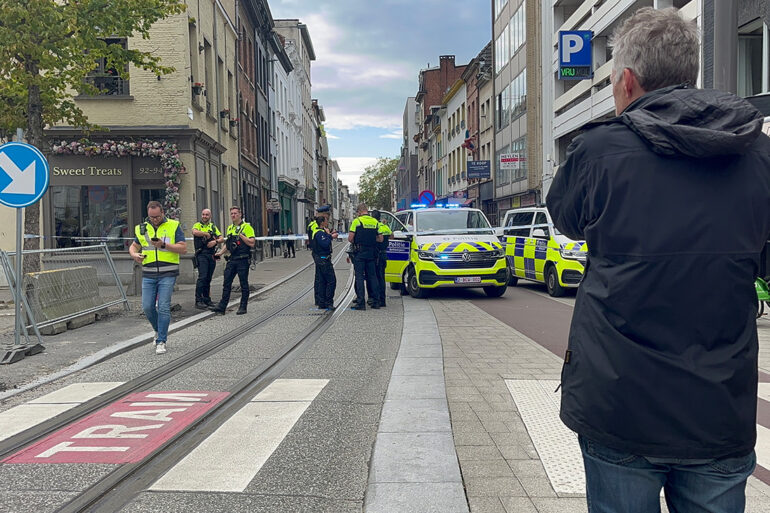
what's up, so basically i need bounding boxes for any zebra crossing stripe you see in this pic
[149,379,328,493]
[0,382,124,442]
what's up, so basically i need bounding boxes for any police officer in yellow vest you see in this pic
[210,206,256,315]
[129,201,187,355]
[348,203,383,310]
[369,210,392,308]
[192,208,223,309]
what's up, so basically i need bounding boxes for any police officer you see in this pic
[128,201,187,355]
[348,203,383,310]
[312,216,339,309]
[308,207,329,307]
[210,206,255,315]
[192,208,223,309]
[369,210,391,308]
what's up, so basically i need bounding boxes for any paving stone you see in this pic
[498,444,536,460]
[452,430,496,446]
[365,483,468,513]
[459,460,515,478]
[467,497,507,513]
[529,497,588,513]
[500,496,539,513]
[455,445,506,462]
[464,477,525,497]
[518,476,557,497]
[507,459,548,478]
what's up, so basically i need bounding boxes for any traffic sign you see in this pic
[418,190,435,205]
[559,31,593,80]
[0,142,50,208]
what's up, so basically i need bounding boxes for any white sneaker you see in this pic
[155,343,167,354]
[153,332,159,344]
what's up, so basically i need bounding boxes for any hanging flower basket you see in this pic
[51,138,185,219]
[219,109,230,119]
[192,82,204,95]
[229,118,239,127]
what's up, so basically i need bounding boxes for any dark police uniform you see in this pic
[214,221,255,313]
[350,214,381,309]
[192,221,221,306]
[375,221,391,306]
[312,225,336,308]
[307,218,323,307]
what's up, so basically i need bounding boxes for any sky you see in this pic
[270,0,492,192]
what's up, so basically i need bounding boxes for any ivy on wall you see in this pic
[51,139,184,219]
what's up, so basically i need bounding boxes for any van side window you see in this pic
[533,212,550,238]
[505,211,534,237]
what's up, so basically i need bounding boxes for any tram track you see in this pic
[58,272,357,512]
[0,246,353,468]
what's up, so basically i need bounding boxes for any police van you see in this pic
[498,207,587,296]
[377,206,508,298]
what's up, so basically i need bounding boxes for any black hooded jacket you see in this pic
[546,85,770,459]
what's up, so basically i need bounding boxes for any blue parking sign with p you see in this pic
[559,31,593,80]
[0,142,50,208]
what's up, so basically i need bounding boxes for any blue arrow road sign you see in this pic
[0,142,50,208]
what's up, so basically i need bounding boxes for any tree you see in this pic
[0,0,186,248]
[357,157,398,211]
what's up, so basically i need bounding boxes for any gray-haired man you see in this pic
[547,8,770,512]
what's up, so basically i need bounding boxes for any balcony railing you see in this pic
[83,74,129,96]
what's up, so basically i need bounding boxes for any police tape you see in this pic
[23,234,347,242]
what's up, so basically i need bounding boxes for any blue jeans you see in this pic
[579,435,755,513]
[141,275,176,343]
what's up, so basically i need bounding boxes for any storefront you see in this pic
[45,155,166,251]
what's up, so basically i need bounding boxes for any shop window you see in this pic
[53,185,128,249]
[84,38,129,96]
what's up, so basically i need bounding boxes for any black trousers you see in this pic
[315,256,336,307]
[365,252,387,304]
[195,253,216,302]
[354,252,379,306]
[313,254,323,306]
[218,258,250,308]
[287,241,295,257]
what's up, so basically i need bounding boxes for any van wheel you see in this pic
[484,285,507,297]
[406,266,427,298]
[546,265,566,297]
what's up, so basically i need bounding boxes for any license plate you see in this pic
[455,276,481,284]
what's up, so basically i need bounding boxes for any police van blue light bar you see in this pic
[410,203,464,209]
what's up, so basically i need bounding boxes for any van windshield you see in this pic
[416,210,493,234]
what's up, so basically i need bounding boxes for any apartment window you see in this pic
[84,38,129,96]
[495,0,509,19]
[511,69,527,121]
[510,1,526,57]
[738,19,768,97]
[496,145,510,185]
[512,135,527,182]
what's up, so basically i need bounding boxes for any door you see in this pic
[380,211,409,284]
[532,212,551,282]
[136,188,165,226]
[503,210,534,279]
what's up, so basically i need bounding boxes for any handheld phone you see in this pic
[151,237,160,241]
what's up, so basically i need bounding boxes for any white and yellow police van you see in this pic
[378,206,508,298]
[498,207,587,297]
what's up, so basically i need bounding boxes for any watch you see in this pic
[161,242,166,249]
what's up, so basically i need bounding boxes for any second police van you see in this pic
[378,205,509,298]
[498,206,587,296]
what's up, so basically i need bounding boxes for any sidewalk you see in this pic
[0,249,315,395]
[430,299,770,513]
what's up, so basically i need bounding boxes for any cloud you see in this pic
[379,130,402,140]
[325,132,340,140]
[334,157,380,193]
[322,106,401,131]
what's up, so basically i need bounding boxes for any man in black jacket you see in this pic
[546,8,770,512]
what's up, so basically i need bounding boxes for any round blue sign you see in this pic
[418,189,435,205]
[0,142,50,208]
